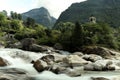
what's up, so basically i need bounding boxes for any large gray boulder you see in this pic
[63,55,88,67]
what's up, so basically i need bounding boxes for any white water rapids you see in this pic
[0,48,120,80]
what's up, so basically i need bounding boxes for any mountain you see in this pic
[55,0,120,27]
[22,7,56,28]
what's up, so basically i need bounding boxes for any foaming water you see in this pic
[0,48,120,80]
[32,71,120,80]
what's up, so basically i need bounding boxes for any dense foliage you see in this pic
[0,10,120,52]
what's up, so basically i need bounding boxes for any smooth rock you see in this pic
[33,60,48,72]
[63,55,88,67]
[83,54,102,62]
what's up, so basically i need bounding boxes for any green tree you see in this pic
[0,13,6,21]
[18,14,22,20]
[25,17,35,27]
[71,22,84,48]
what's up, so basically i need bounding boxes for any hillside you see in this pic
[55,0,120,27]
[22,7,56,28]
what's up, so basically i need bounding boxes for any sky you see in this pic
[0,0,86,18]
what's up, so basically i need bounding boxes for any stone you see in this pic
[21,38,35,51]
[0,57,9,66]
[0,68,31,80]
[41,55,54,65]
[82,46,115,59]
[52,54,67,62]
[29,44,47,52]
[33,60,48,72]
[84,63,94,71]
[63,55,88,67]
[91,77,110,80]
[83,54,102,62]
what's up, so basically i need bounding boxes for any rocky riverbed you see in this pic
[0,45,120,80]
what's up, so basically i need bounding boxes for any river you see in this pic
[0,48,120,80]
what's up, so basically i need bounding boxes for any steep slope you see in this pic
[55,0,120,27]
[22,7,56,28]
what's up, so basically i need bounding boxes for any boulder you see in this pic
[41,55,54,65]
[50,63,67,74]
[91,77,110,80]
[0,57,9,66]
[29,44,47,52]
[82,46,116,59]
[65,68,81,77]
[84,60,116,71]
[52,54,67,62]
[84,63,94,71]
[33,60,48,72]
[21,38,35,51]
[63,55,88,67]
[93,60,116,71]
[0,68,31,80]
[83,54,102,62]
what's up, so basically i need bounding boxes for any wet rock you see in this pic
[41,55,54,65]
[82,46,116,59]
[52,54,66,62]
[0,57,9,66]
[83,54,102,62]
[0,68,31,80]
[84,63,94,71]
[50,63,67,74]
[66,68,81,77]
[91,77,110,80]
[33,60,48,72]
[63,55,88,67]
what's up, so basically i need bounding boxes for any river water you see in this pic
[0,48,120,80]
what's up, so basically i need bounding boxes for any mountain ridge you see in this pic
[22,7,56,28]
[55,0,120,27]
